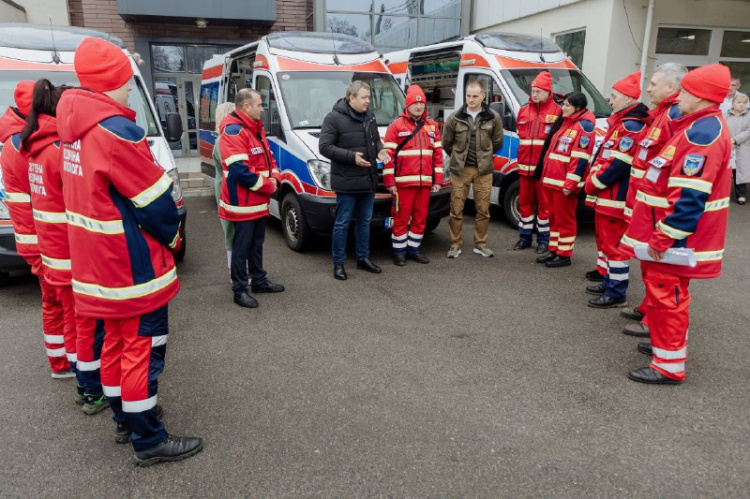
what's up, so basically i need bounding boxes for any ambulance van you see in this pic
[385,33,611,227]
[0,24,187,281]
[199,31,451,252]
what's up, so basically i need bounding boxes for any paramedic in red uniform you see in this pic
[623,64,732,384]
[619,63,687,339]
[22,79,108,414]
[514,71,561,254]
[584,71,650,308]
[0,81,74,378]
[536,91,596,268]
[382,85,443,265]
[218,88,284,308]
[58,37,202,465]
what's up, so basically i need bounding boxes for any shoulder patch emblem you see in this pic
[579,135,590,148]
[99,116,146,143]
[225,124,243,136]
[682,154,705,177]
[618,136,634,152]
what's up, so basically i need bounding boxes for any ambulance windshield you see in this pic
[0,71,160,137]
[502,68,611,118]
[277,71,405,128]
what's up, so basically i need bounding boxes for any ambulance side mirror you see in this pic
[165,113,183,143]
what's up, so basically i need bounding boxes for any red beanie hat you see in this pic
[681,64,731,104]
[531,71,552,93]
[14,80,34,116]
[74,37,133,93]
[405,85,426,110]
[612,71,641,99]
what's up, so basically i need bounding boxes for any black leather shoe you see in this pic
[393,254,407,266]
[623,322,650,337]
[134,434,204,467]
[333,264,347,281]
[357,258,382,274]
[536,243,549,255]
[233,292,258,308]
[585,269,604,282]
[628,366,682,385]
[407,252,429,264]
[513,239,532,251]
[545,255,571,268]
[620,307,645,321]
[251,280,285,293]
[536,251,556,264]
[585,284,604,295]
[637,343,653,356]
[588,294,627,308]
[115,405,163,444]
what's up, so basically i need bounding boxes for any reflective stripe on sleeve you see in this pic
[15,233,38,245]
[33,209,67,224]
[249,176,265,192]
[610,151,633,164]
[130,173,172,208]
[225,153,249,165]
[656,220,691,240]
[595,198,626,209]
[548,153,570,163]
[219,200,269,215]
[668,177,713,194]
[620,234,646,248]
[695,249,724,262]
[566,173,581,182]
[66,211,125,235]
[383,142,398,149]
[704,197,730,212]
[542,177,565,187]
[72,267,178,301]
[591,175,607,190]
[630,168,645,179]
[41,254,71,271]
[382,168,395,175]
[635,191,669,208]
[433,141,442,148]
[4,192,31,203]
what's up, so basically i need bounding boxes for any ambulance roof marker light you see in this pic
[329,33,341,66]
[538,28,546,64]
[49,18,61,65]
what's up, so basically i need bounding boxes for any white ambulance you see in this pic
[0,24,187,281]
[199,31,451,252]
[385,32,611,227]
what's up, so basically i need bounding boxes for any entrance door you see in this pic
[153,74,201,157]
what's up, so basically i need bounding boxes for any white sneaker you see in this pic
[473,245,494,258]
[447,247,462,259]
[51,369,76,379]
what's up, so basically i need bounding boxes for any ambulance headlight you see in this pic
[166,169,184,208]
[0,199,10,220]
[308,159,331,190]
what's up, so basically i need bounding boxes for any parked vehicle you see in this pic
[385,33,611,227]
[199,31,451,252]
[0,24,187,281]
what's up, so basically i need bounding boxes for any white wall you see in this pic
[0,1,27,22]
[472,0,585,28]
[14,0,69,26]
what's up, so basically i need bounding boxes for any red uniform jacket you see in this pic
[382,110,444,188]
[584,103,651,219]
[516,97,562,176]
[0,107,39,261]
[541,108,596,193]
[219,111,280,222]
[625,94,682,217]
[57,89,181,319]
[24,114,71,286]
[621,106,732,279]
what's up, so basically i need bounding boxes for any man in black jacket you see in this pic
[319,80,391,281]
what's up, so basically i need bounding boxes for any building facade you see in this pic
[472,0,750,100]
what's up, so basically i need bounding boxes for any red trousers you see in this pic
[593,216,607,276]
[391,186,430,255]
[518,176,550,244]
[38,270,71,374]
[639,261,649,326]
[643,262,690,381]
[546,188,578,257]
[101,306,169,451]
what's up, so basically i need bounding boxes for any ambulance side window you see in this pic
[255,74,282,137]
[463,73,502,105]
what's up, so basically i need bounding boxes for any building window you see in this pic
[555,29,586,68]
[322,0,463,52]
[655,28,711,56]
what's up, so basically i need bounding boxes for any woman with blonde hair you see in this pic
[213,101,236,266]
[726,92,750,205]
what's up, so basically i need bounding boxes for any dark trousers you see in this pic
[733,170,747,199]
[231,218,267,294]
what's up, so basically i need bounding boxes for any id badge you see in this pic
[645,167,661,183]
[602,149,612,159]
[638,148,648,161]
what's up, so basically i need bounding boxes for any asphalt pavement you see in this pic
[1,195,749,497]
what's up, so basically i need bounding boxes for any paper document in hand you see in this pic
[633,244,697,267]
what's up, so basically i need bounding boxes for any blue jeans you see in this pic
[332,192,375,265]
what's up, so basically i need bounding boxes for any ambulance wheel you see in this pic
[173,224,186,263]
[502,179,521,228]
[282,194,312,252]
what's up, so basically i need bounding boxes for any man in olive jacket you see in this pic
[443,79,504,258]
[319,80,391,281]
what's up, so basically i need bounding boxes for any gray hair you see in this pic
[346,80,370,100]
[214,102,235,132]
[653,62,688,87]
[733,92,748,104]
[235,88,261,108]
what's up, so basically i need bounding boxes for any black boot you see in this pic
[407,252,430,264]
[233,292,258,308]
[585,284,604,295]
[628,366,682,385]
[545,255,571,268]
[536,251,556,264]
[333,264,347,280]
[588,294,627,308]
[116,405,163,444]
[134,434,204,467]
[393,254,407,266]
[637,343,653,356]
[514,239,532,251]
[251,280,285,293]
[357,258,382,274]
[585,269,604,282]
[536,243,549,255]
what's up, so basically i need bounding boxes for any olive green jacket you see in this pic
[442,103,504,176]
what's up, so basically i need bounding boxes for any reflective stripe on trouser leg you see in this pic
[76,317,105,395]
[605,260,629,300]
[406,187,430,254]
[598,213,629,300]
[594,213,607,276]
[643,262,691,381]
[39,275,71,373]
[56,284,84,386]
[550,189,578,257]
[391,232,407,255]
[518,176,537,242]
[120,306,169,451]
[535,179,550,245]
